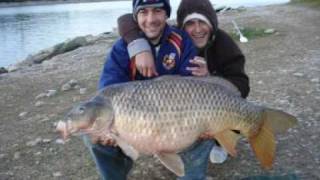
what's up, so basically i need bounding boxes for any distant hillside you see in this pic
[0,0,124,3]
[0,0,126,7]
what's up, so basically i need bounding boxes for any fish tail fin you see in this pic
[249,109,297,169]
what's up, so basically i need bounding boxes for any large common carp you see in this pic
[56,76,297,177]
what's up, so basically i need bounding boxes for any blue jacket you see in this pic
[98,25,197,89]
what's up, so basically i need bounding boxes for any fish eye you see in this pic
[78,106,85,114]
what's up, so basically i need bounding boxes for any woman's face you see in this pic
[184,19,212,48]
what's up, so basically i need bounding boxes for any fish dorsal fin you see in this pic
[183,76,241,96]
[214,130,241,157]
[156,153,185,177]
[111,135,139,161]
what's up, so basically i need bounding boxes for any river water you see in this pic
[0,0,289,67]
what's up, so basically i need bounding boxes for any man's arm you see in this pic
[118,13,157,77]
[98,39,131,89]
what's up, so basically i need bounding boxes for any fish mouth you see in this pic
[56,120,71,141]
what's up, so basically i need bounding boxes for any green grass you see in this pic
[290,0,320,6]
[229,27,274,42]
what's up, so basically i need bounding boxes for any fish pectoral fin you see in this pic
[214,130,241,157]
[112,135,139,161]
[156,153,185,177]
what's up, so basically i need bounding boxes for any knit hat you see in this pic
[177,0,218,33]
[132,0,171,19]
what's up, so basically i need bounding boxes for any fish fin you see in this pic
[112,135,139,161]
[263,109,298,133]
[249,109,298,169]
[156,153,185,177]
[214,130,241,157]
[249,118,275,169]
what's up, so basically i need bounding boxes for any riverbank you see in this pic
[0,3,319,180]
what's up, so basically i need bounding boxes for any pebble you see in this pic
[13,152,21,160]
[68,79,78,87]
[53,171,62,177]
[257,80,264,84]
[74,85,81,89]
[40,117,50,122]
[26,137,42,147]
[61,79,80,91]
[61,83,72,91]
[35,101,45,107]
[72,96,81,102]
[6,171,14,176]
[35,93,47,100]
[42,139,51,143]
[311,135,318,140]
[264,28,275,34]
[53,121,58,127]
[278,99,289,104]
[0,154,6,159]
[293,72,304,77]
[35,151,42,156]
[12,144,19,148]
[55,139,66,144]
[80,88,87,94]
[46,89,57,97]
[311,78,319,83]
[18,112,28,118]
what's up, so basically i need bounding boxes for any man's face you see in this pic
[137,7,167,42]
[184,19,212,48]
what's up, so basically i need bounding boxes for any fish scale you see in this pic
[107,78,253,154]
[58,76,297,177]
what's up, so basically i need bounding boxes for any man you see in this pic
[117,0,250,179]
[84,0,198,179]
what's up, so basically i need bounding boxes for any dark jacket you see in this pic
[199,29,250,98]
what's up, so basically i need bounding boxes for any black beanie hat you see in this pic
[177,0,218,33]
[132,0,171,20]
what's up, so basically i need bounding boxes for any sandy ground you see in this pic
[0,3,319,180]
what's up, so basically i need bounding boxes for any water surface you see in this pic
[0,0,289,67]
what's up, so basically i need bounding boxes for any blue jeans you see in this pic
[178,140,215,180]
[84,135,214,180]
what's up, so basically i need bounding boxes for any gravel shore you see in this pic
[0,3,319,180]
